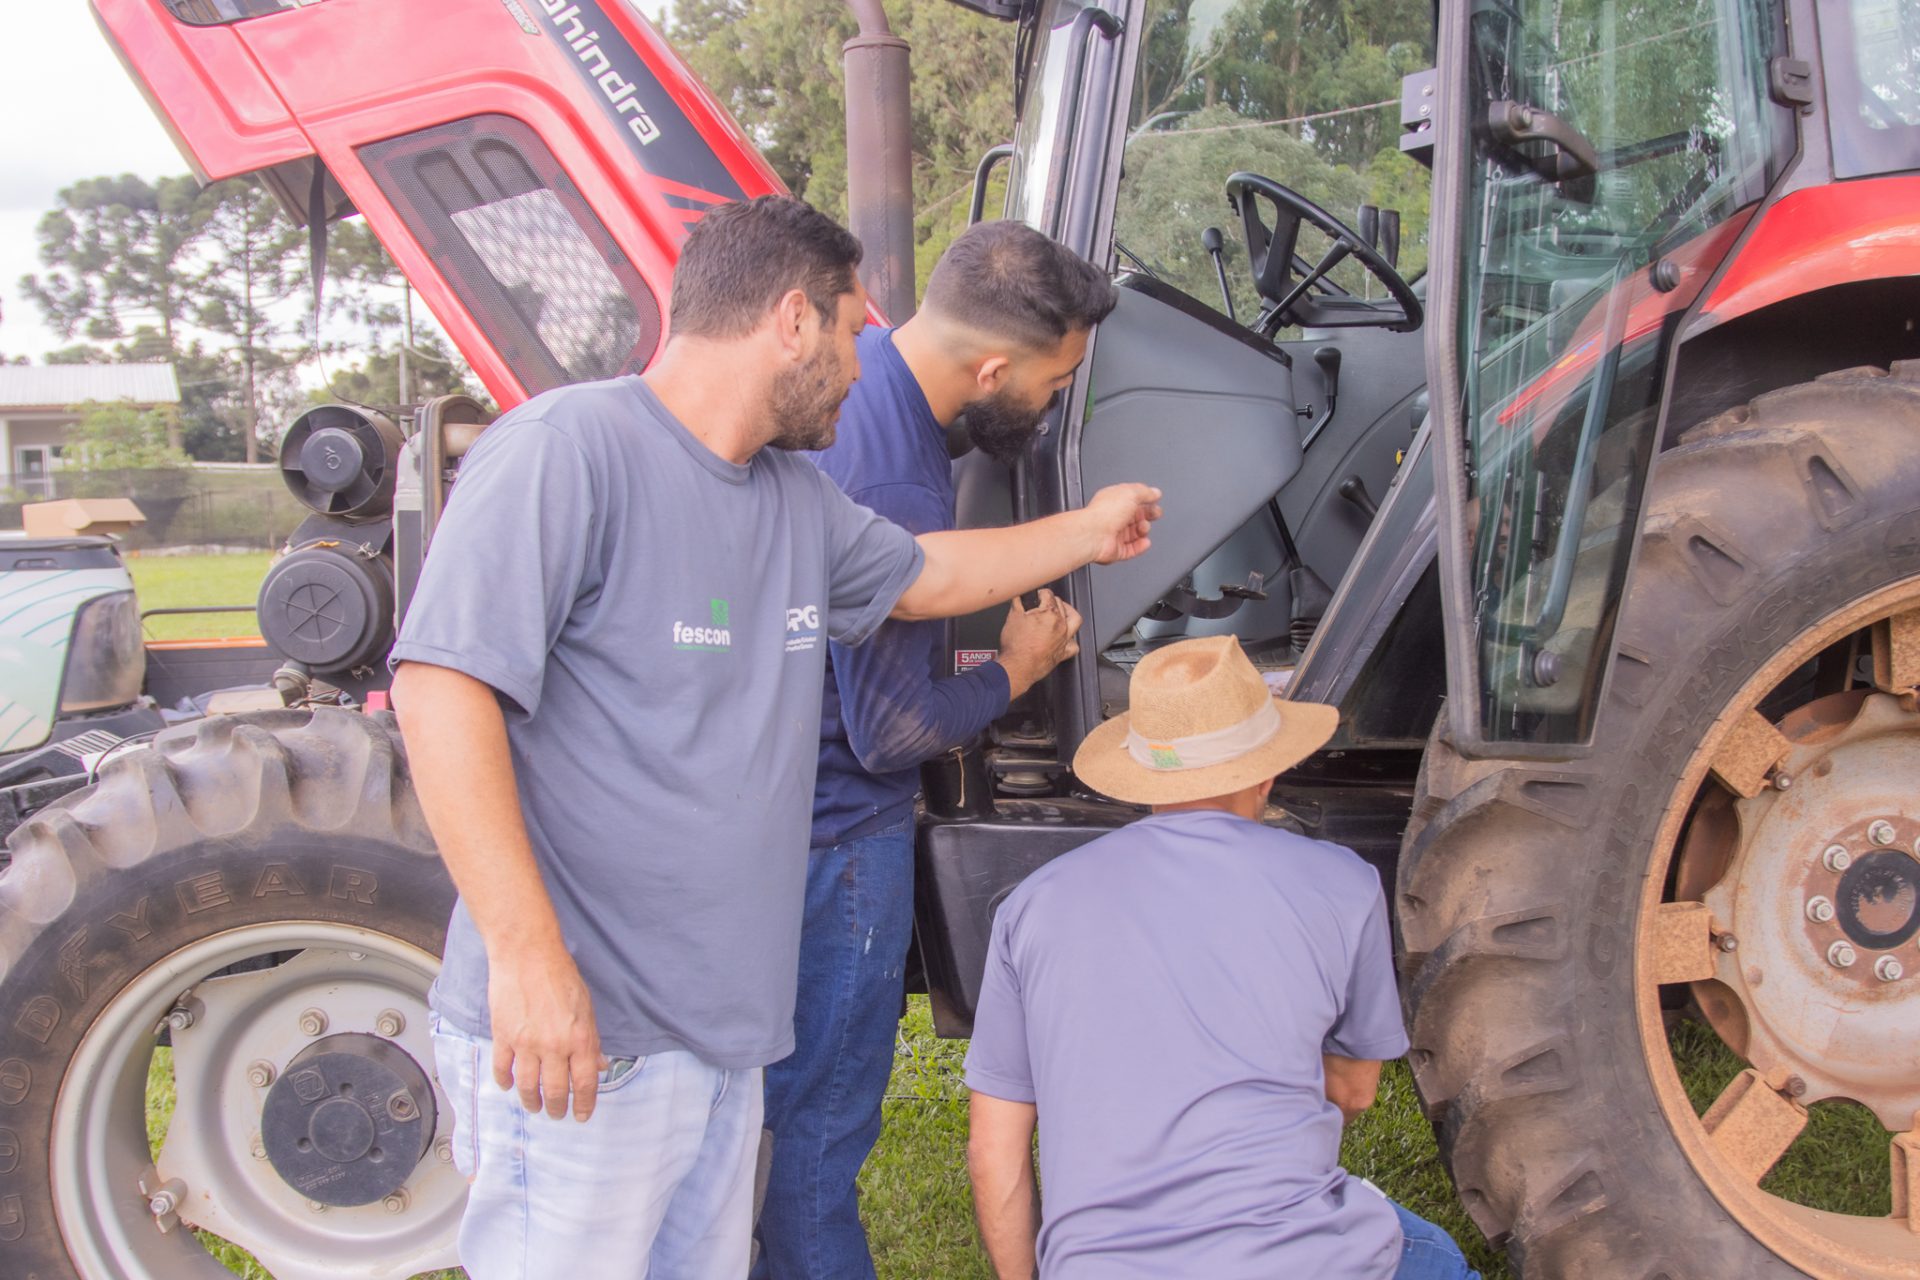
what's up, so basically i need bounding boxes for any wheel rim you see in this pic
[52,922,464,1280]
[1637,583,1920,1277]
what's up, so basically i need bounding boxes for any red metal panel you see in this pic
[92,0,308,181]
[1700,175,1920,328]
[96,0,788,409]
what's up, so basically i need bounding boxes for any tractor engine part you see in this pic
[279,405,404,521]
[257,529,396,675]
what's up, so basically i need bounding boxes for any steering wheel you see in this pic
[1225,172,1422,334]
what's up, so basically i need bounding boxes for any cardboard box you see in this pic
[20,498,148,539]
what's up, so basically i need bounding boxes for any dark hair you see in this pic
[922,220,1117,350]
[670,196,864,339]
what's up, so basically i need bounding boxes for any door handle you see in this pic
[1487,100,1600,194]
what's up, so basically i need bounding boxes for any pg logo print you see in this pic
[785,604,822,654]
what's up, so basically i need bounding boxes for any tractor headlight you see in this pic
[60,590,145,713]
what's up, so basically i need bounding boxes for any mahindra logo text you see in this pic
[538,0,661,146]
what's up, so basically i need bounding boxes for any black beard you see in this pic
[958,387,1053,462]
[768,346,848,452]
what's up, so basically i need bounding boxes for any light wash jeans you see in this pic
[432,1014,763,1280]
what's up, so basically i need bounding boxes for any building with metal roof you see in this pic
[0,364,182,497]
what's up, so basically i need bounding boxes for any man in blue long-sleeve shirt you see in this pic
[753,222,1119,1279]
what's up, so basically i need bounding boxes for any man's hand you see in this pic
[489,942,607,1121]
[1082,483,1162,564]
[996,588,1082,700]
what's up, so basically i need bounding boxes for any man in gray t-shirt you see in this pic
[390,197,1161,1280]
[965,636,1479,1280]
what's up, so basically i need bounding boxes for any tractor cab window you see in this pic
[1821,0,1920,178]
[162,0,296,24]
[1111,0,1434,331]
[1439,0,1790,748]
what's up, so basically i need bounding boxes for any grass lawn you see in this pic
[127,552,271,641]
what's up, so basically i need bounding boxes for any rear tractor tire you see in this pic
[1402,365,1920,1279]
[0,708,458,1280]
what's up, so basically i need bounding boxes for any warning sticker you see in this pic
[955,649,998,674]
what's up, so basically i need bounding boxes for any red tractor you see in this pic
[1,0,1917,1276]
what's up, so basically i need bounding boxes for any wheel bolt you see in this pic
[1823,844,1853,872]
[375,1009,406,1039]
[148,1189,178,1217]
[1772,772,1794,791]
[383,1189,410,1215]
[1785,1075,1808,1098]
[1806,896,1836,924]
[246,1060,276,1089]
[250,1136,267,1161]
[297,1008,329,1037]
[435,1138,454,1164]
[307,1199,328,1214]
[1829,941,1858,968]
[1869,820,1897,847]
[389,1092,419,1123]
[1717,933,1739,953]
[1876,955,1904,982]
[165,1005,195,1034]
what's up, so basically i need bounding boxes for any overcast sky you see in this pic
[0,7,186,361]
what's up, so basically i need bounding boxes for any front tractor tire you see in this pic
[1402,365,1920,1279]
[0,709,459,1280]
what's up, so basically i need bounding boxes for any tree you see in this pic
[310,335,475,412]
[669,0,1014,301]
[20,175,216,449]
[62,401,190,474]
[193,180,309,463]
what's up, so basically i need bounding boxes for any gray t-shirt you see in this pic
[964,809,1410,1278]
[394,376,924,1068]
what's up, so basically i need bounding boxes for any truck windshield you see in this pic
[1449,0,1787,746]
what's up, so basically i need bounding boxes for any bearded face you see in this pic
[959,384,1057,462]
[767,340,853,452]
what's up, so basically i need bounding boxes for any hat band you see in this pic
[1125,699,1281,772]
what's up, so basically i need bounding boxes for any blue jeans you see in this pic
[1392,1201,1481,1280]
[752,820,916,1280]
[431,1015,762,1280]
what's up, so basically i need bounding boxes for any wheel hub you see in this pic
[261,1033,435,1206]
[1696,691,1920,1128]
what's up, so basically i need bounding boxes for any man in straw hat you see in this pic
[963,636,1479,1279]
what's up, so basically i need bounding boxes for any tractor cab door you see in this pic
[1425,0,1793,754]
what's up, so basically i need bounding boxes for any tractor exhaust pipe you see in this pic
[842,0,916,322]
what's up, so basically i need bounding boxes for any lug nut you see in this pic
[375,1009,406,1039]
[297,1008,329,1038]
[1869,820,1897,847]
[307,1199,329,1214]
[1784,1074,1808,1098]
[164,1005,195,1034]
[1717,933,1739,953]
[1823,844,1853,872]
[246,1060,276,1089]
[250,1136,268,1161]
[1772,772,1793,790]
[383,1189,410,1214]
[1829,941,1858,968]
[1806,896,1836,924]
[148,1189,178,1217]
[1876,955,1904,982]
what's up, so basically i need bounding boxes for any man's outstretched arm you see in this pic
[969,1092,1041,1280]
[892,483,1161,622]
[392,661,604,1122]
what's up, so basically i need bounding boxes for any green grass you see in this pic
[126,552,270,641]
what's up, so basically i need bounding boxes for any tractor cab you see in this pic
[960,0,1795,761]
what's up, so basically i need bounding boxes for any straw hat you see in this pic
[1072,636,1339,805]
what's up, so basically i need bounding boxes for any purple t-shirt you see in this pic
[964,809,1410,1279]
